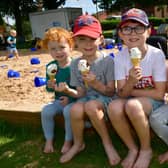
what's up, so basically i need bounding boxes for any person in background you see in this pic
[150,22,157,36]
[5,29,19,60]
[41,27,76,154]
[149,66,168,164]
[59,14,121,166]
[107,8,166,168]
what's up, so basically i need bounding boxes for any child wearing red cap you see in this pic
[107,8,167,168]
[59,14,121,166]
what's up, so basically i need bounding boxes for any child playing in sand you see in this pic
[41,27,76,154]
[5,29,19,60]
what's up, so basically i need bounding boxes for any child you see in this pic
[107,8,166,168]
[149,66,168,164]
[59,14,121,166]
[41,27,76,154]
[5,29,19,60]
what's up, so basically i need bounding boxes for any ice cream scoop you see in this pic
[78,59,90,88]
[47,64,57,80]
[130,47,142,66]
[78,59,90,72]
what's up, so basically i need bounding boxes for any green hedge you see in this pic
[149,17,167,26]
[101,17,168,31]
[101,20,120,30]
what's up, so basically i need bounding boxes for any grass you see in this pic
[0,120,168,168]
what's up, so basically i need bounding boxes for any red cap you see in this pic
[73,15,102,39]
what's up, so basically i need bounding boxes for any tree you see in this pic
[97,0,168,13]
[0,0,38,41]
[43,0,66,10]
[0,0,67,42]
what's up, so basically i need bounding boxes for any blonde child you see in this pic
[41,27,76,154]
[5,29,19,60]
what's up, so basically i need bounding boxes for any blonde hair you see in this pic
[10,29,16,36]
[42,27,74,49]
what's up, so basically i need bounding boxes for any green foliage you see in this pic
[43,0,66,10]
[101,20,120,30]
[97,0,168,12]
[149,17,167,26]
[0,16,4,25]
[103,30,114,38]
[22,20,32,40]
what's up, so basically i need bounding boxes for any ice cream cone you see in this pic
[49,74,56,81]
[78,59,90,88]
[47,64,57,81]
[130,47,141,67]
[131,58,141,66]
[81,69,89,88]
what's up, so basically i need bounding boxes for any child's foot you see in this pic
[43,140,54,153]
[103,143,121,166]
[158,151,168,164]
[133,149,152,168]
[59,143,85,163]
[61,141,72,154]
[121,149,138,168]
[4,57,8,61]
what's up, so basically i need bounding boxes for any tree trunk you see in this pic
[13,6,25,43]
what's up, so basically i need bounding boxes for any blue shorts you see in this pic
[77,94,113,112]
[77,94,114,125]
[7,47,18,53]
[115,96,164,113]
[148,98,164,111]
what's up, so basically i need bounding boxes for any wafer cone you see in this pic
[49,74,55,81]
[131,58,141,67]
[81,69,89,88]
[130,47,141,67]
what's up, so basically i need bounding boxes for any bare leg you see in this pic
[60,102,85,163]
[108,99,138,168]
[158,151,168,164]
[43,139,54,153]
[61,140,72,154]
[85,100,121,166]
[4,55,9,61]
[14,51,19,59]
[125,98,152,168]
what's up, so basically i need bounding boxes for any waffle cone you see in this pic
[81,69,89,75]
[49,74,55,80]
[131,58,141,66]
[81,69,89,88]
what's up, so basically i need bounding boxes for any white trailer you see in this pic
[29,7,82,39]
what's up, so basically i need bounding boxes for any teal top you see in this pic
[46,60,76,103]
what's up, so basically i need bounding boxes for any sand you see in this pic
[0,49,57,111]
[0,48,117,112]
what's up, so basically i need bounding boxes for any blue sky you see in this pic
[63,0,100,15]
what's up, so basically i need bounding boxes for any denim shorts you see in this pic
[77,94,114,125]
[123,95,164,112]
[148,98,164,112]
[77,94,113,112]
[7,47,17,53]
